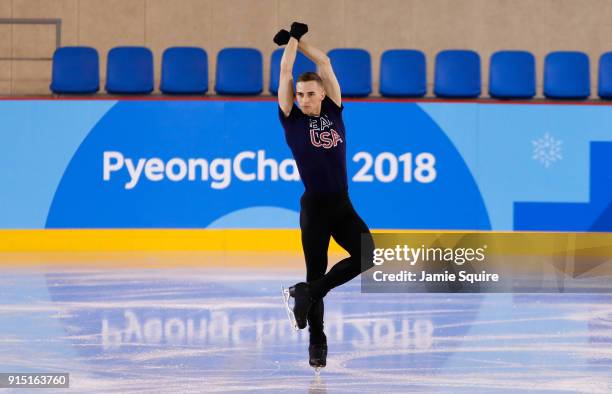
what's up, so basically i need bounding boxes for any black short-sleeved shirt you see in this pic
[278,96,347,194]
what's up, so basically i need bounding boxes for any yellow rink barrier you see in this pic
[1,229,611,269]
[2,229,612,253]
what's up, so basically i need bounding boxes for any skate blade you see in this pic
[314,366,322,375]
[281,285,299,331]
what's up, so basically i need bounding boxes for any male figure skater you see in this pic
[274,22,374,370]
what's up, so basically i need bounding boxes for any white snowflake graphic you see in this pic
[532,133,562,167]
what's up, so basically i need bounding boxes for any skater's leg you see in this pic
[301,198,331,284]
[308,198,375,299]
[307,298,325,343]
[291,196,331,329]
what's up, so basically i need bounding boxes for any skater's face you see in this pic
[296,81,325,116]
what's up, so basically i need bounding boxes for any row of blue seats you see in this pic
[51,46,612,99]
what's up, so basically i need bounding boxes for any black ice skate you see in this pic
[288,282,314,329]
[309,342,328,374]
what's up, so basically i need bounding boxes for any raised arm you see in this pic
[278,36,298,117]
[298,40,342,107]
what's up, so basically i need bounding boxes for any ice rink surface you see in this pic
[1,266,612,393]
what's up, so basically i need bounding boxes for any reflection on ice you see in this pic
[0,268,611,393]
[101,310,435,351]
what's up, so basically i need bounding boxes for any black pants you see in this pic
[300,189,374,339]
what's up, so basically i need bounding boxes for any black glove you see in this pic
[289,21,308,41]
[273,29,290,46]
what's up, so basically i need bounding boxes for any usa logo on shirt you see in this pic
[309,115,343,149]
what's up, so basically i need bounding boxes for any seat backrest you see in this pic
[544,51,590,99]
[269,49,316,95]
[489,50,536,99]
[434,49,481,98]
[215,48,263,95]
[328,48,372,97]
[380,49,426,97]
[50,46,99,94]
[106,46,154,94]
[160,47,208,94]
[598,52,612,100]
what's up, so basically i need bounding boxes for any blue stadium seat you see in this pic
[380,49,426,97]
[598,52,612,100]
[50,46,99,94]
[106,46,154,94]
[269,49,316,95]
[215,48,263,95]
[434,50,481,98]
[160,47,208,94]
[489,51,536,99]
[544,51,590,99]
[328,49,371,97]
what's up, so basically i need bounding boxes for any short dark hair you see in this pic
[296,72,323,85]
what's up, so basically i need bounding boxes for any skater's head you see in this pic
[295,72,325,116]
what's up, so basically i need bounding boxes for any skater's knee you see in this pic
[344,238,375,275]
[360,233,376,272]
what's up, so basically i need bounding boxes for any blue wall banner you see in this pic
[1,100,611,231]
